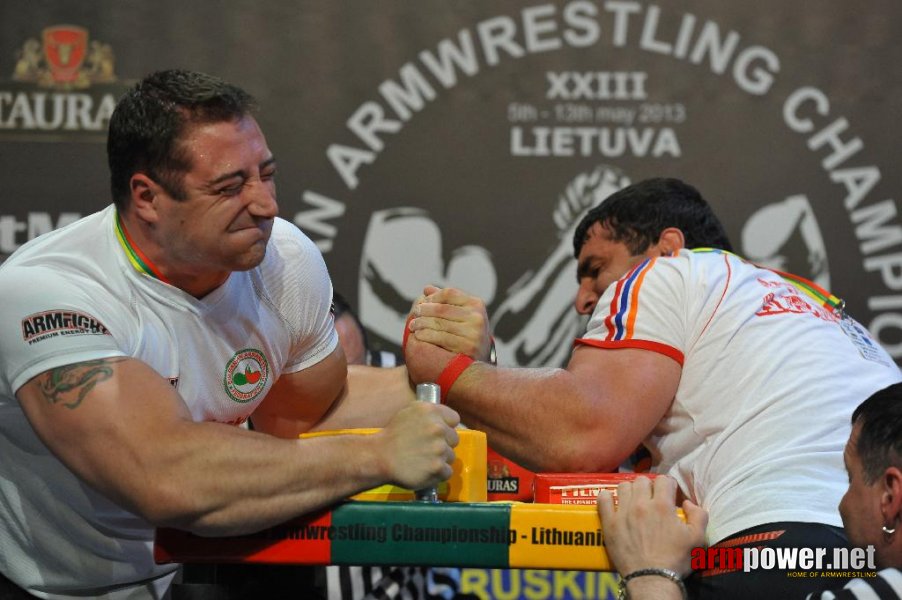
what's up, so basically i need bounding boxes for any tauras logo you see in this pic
[13,25,114,90]
[0,92,117,133]
[21,310,110,342]
[1,25,125,139]
[487,478,519,493]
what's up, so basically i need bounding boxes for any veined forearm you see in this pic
[445,363,623,473]
[136,422,390,536]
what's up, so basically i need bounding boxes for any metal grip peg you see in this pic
[414,383,441,503]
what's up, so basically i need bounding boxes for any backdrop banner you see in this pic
[1,1,899,366]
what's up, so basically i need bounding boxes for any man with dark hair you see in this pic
[0,70,462,599]
[572,177,733,257]
[405,177,901,598]
[841,382,902,577]
[107,69,258,208]
[571,177,732,315]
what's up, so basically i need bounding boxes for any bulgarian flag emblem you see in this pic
[224,348,269,403]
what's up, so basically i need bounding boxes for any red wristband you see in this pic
[401,313,414,353]
[436,353,474,404]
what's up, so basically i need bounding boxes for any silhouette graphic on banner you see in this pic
[357,165,629,367]
[741,194,830,289]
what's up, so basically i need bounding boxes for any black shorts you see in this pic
[686,521,853,600]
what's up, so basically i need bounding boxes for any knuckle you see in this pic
[412,329,432,344]
[422,420,443,437]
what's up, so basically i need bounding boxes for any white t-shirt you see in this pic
[0,205,337,599]
[577,249,901,544]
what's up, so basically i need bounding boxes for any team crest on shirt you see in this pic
[223,348,269,403]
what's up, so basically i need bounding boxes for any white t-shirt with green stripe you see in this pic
[0,205,337,598]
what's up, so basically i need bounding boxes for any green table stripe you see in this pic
[331,502,512,567]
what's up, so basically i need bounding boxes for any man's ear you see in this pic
[657,227,686,256]
[129,173,161,223]
[881,466,902,525]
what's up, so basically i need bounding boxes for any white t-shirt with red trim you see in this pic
[577,249,901,544]
[0,205,337,599]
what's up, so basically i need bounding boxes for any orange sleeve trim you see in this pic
[625,257,656,339]
[574,338,685,366]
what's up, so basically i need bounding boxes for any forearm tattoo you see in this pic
[39,358,126,409]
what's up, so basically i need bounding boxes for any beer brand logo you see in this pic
[223,349,269,403]
[21,310,110,345]
[487,460,511,479]
[487,477,520,493]
[13,25,115,90]
[487,459,519,493]
[2,24,125,140]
